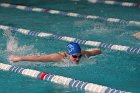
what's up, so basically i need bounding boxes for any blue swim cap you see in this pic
[66,42,81,55]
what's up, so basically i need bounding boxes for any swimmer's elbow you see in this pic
[92,48,101,55]
[96,49,101,55]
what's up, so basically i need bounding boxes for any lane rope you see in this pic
[0,3,140,26]
[0,63,129,93]
[88,0,140,8]
[0,25,140,54]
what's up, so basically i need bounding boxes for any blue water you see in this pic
[0,0,140,93]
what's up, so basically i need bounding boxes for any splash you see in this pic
[3,30,40,65]
[3,30,35,55]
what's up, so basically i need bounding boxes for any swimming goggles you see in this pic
[72,54,82,59]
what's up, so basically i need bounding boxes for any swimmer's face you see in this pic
[70,53,82,64]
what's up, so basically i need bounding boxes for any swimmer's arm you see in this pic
[133,32,140,39]
[81,48,101,57]
[10,53,63,62]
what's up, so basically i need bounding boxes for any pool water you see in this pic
[0,0,140,93]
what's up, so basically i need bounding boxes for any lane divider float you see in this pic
[0,25,140,54]
[0,62,129,93]
[0,3,140,26]
[88,0,140,8]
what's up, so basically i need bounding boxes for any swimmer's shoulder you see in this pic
[57,52,71,62]
[57,52,65,57]
[56,52,68,59]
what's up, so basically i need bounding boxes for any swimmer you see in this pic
[9,42,101,64]
[133,32,140,39]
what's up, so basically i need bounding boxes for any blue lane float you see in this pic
[0,63,130,93]
[0,3,140,26]
[88,0,140,8]
[0,25,140,54]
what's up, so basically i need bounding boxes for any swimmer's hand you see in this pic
[9,56,21,62]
